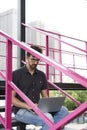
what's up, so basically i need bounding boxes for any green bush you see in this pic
[64,90,87,111]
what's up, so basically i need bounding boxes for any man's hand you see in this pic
[25,103,38,111]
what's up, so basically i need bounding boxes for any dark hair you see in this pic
[27,45,42,56]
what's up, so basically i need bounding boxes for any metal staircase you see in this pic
[0,25,87,129]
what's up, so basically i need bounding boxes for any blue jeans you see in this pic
[15,106,68,130]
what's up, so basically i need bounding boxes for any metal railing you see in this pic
[23,23,87,82]
[0,29,87,130]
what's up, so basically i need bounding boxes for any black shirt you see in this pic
[12,66,48,114]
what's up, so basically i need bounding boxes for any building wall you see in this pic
[0,9,17,80]
[26,21,45,46]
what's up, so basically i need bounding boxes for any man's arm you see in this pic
[41,89,48,98]
[12,90,34,111]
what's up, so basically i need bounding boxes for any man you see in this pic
[12,45,68,130]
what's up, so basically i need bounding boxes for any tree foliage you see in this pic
[64,90,87,110]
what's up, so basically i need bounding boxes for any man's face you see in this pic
[27,55,40,70]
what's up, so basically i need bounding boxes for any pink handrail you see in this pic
[2,28,86,90]
[0,30,87,130]
[0,115,5,127]
[22,23,87,82]
[31,26,87,43]
[0,71,6,79]
[22,23,87,54]
[48,80,81,106]
[21,25,87,82]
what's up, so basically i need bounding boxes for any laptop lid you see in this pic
[38,96,65,113]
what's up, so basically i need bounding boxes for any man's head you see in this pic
[27,45,42,56]
[26,45,42,70]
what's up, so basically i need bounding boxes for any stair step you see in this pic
[64,123,87,130]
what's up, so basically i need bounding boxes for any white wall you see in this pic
[0,9,17,80]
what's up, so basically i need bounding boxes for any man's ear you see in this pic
[26,55,29,62]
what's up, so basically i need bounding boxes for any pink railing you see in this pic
[1,24,87,81]
[22,23,87,82]
[0,30,87,130]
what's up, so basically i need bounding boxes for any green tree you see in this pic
[64,90,87,111]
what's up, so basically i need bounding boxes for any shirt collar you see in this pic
[23,65,38,74]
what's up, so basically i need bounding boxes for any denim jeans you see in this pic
[15,106,68,130]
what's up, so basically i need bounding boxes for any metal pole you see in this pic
[17,0,26,67]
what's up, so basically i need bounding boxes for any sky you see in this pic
[0,0,87,40]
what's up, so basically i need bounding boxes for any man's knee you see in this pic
[44,113,54,122]
[61,106,69,116]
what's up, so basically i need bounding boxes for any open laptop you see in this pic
[38,96,65,113]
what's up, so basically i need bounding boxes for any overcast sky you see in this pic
[0,0,87,40]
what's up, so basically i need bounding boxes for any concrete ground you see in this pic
[63,123,87,130]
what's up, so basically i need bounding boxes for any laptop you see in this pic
[38,96,65,113]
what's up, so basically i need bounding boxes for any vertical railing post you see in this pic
[85,42,87,66]
[46,35,49,79]
[73,54,75,72]
[17,0,25,67]
[58,34,62,82]
[5,39,12,130]
[46,35,49,95]
[52,51,55,82]
[72,54,76,82]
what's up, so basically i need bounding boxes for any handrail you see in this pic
[0,115,5,127]
[1,26,85,87]
[0,71,6,80]
[48,80,81,106]
[0,30,87,130]
[22,23,87,43]
[22,23,87,54]
[34,27,87,43]
[22,23,87,83]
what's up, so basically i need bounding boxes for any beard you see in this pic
[30,64,37,70]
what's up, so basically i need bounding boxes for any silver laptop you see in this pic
[38,96,65,113]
